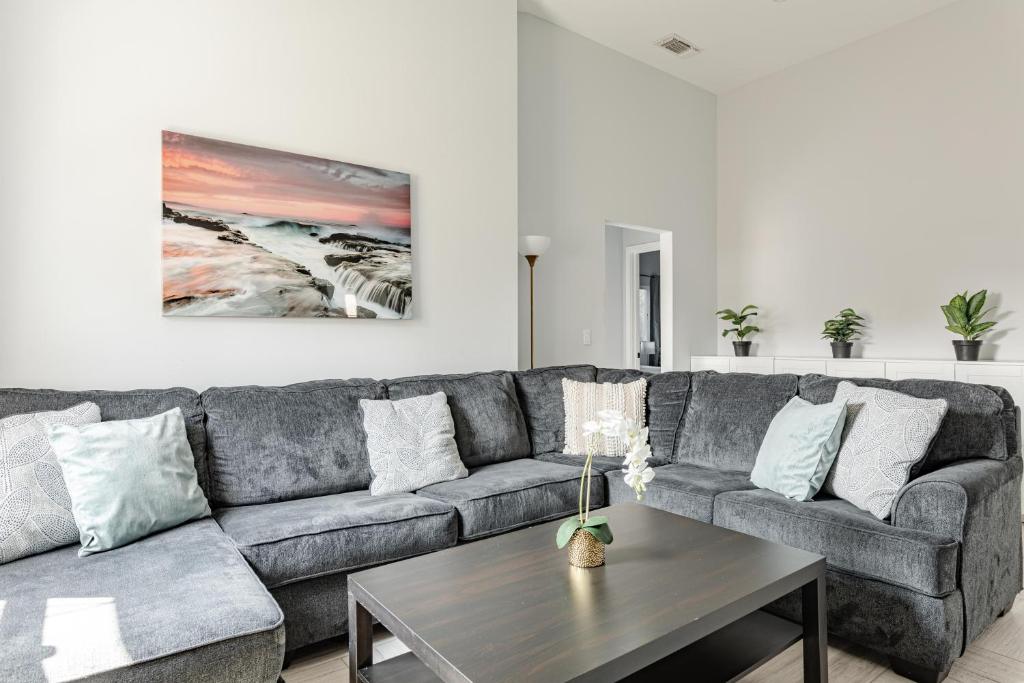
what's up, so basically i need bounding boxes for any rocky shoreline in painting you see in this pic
[162,203,411,318]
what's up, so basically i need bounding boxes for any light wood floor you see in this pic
[284,531,1024,683]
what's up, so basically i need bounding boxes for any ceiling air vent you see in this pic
[655,33,700,58]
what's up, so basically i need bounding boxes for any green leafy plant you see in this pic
[821,308,866,343]
[941,290,997,340]
[716,304,760,341]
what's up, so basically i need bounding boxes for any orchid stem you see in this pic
[578,450,594,524]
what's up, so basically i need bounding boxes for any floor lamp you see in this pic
[519,235,551,369]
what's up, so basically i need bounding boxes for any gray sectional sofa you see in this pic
[1,366,1020,683]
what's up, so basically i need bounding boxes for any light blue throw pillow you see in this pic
[750,396,848,502]
[46,407,211,556]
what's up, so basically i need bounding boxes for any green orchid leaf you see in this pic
[582,523,614,545]
[581,515,608,528]
[556,517,582,549]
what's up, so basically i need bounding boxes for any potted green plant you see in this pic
[716,305,760,357]
[821,308,866,358]
[941,290,997,361]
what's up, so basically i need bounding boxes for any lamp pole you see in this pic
[518,235,550,370]
[525,254,538,369]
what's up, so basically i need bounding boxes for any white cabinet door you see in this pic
[774,358,828,375]
[729,357,774,374]
[885,361,956,381]
[690,356,730,373]
[954,363,1024,407]
[825,360,887,379]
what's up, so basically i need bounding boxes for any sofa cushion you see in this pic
[360,392,467,496]
[534,451,624,473]
[606,463,756,522]
[674,372,798,472]
[214,491,457,588]
[0,387,209,493]
[202,379,385,507]
[562,377,647,455]
[0,402,100,564]
[387,371,530,468]
[751,396,847,502]
[417,459,597,540]
[0,518,284,683]
[714,489,959,597]
[47,408,212,556]
[798,374,1017,471]
[597,370,689,466]
[513,365,597,455]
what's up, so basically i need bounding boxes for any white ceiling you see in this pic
[518,0,961,93]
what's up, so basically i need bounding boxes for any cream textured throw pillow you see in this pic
[360,392,468,496]
[562,378,647,456]
[824,381,947,520]
[0,402,100,564]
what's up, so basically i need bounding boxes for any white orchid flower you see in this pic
[582,420,601,435]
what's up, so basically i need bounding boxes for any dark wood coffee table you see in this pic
[348,503,827,683]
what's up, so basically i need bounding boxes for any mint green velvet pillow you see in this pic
[46,408,211,556]
[750,396,848,502]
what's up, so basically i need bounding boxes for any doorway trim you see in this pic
[611,222,674,372]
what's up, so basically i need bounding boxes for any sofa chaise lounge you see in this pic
[1,366,1019,683]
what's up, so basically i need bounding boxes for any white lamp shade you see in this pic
[519,235,551,256]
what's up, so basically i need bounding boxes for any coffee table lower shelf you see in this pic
[357,609,802,683]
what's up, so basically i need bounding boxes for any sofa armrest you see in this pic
[892,457,1022,650]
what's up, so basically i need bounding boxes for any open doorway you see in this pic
[628,245,662,371]
[606,222,673,373]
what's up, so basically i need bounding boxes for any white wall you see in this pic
[718,0,1024,361]
[0,0,517,390]
[518,13,717,370]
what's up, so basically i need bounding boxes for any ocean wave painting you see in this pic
[162,131,412,318]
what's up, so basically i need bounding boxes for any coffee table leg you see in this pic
[348,591,373,683]
[802,570,828,682]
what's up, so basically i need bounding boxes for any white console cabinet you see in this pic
[689,355,1024,407]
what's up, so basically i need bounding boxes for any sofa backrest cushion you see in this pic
[512,365,596,455]
[387,371,530,468]
[202,379,385,506]
[0,387,208,493]
[798,374,1017,472]
[596,369,690,466]
[674,372,798,473]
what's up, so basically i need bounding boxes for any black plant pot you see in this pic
[953,339,982,362]
[732,341,752,357]
[830,342,853,359]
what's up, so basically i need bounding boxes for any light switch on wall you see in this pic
[582,329,592,346]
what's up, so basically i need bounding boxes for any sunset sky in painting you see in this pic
[162,131,411,229]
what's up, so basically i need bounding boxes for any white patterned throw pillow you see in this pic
[824,381,947,520]
[360,392,468,496]
[0,402,100,564]
[562,378,647,456]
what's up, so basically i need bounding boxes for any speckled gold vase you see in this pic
[567,529,605,568]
